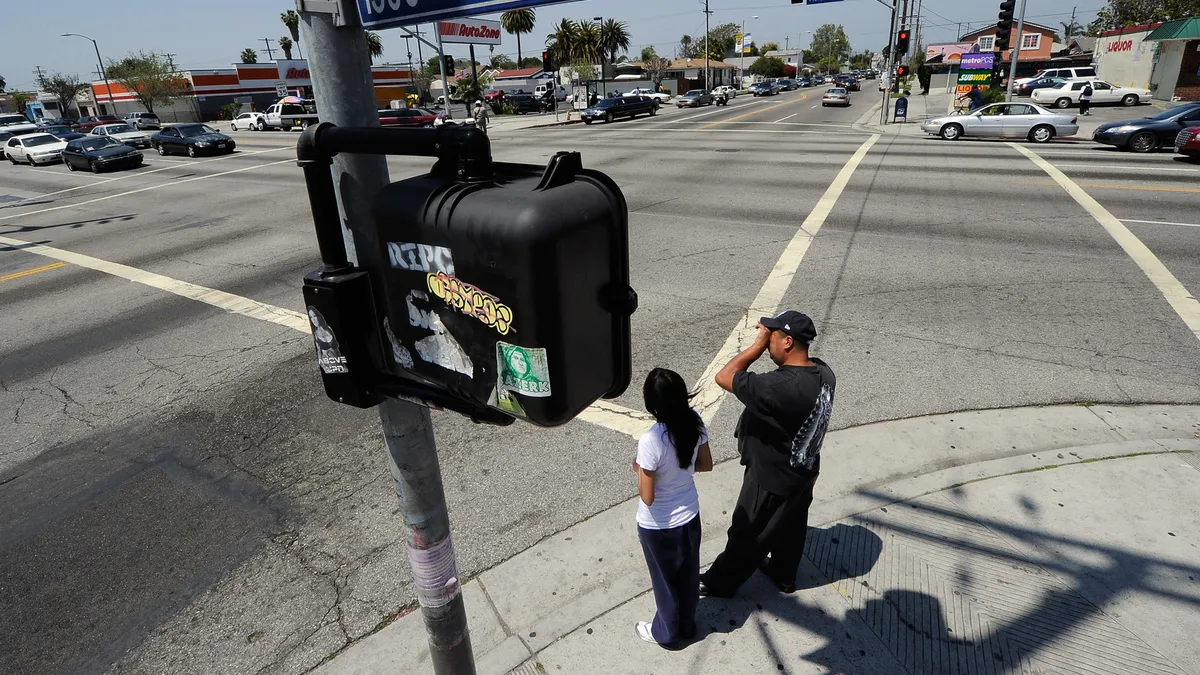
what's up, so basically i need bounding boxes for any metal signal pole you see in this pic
[1005,0,1029,101]
[298,5,476,674]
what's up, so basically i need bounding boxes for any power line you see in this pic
[260,37,277,61]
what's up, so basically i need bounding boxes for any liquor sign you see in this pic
[957,52,995,94]
[356,0,580,29]
[437,18,503,45]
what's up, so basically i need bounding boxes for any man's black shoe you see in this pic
[699,580,734,598]
[758,561,797,594]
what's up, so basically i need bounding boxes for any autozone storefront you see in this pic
[90,60,414,122]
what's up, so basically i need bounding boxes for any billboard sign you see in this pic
[437,18,503,45]
[959,53,995,71]
[742,32,753,54]
[356,0,579,29]
[957,52,995,94]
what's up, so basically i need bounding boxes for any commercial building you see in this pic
[1144,18,1200,101]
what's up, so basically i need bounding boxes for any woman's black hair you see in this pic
[643,368,704,469]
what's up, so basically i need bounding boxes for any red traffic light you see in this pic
[896,65,909,77]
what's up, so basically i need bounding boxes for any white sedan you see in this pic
[230,112,267,131]
[1032,80,1151,109]
[711,86,738,99]
[91,123,153,149]
[5,132,68,165]
[626,88,672,103]
[921,102,1078,142]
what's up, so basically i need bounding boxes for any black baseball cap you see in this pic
[760,310,817,343]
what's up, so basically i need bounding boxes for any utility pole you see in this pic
[165,53,178,72]
[1067,6,1077,40]
[32,66,47,89]
[704,0,712,90]
[1005,0,1028,101]
[880,0,898,125]
[469,43,479,110]
[298,6,475,674]
[261,37,277,61]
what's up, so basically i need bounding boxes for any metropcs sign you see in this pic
[438,18,502,45]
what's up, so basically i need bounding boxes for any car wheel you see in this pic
[7,154,17,165]
[256,119,266,131]
[1121,94,1139,107]
[649,106,657,116]
[605,112,614,124]
[584,119,593,125]
[187,146,197,158]
[66,159,78,171]
[90,160,101,173]
[940,123,963,140]
[1055,97,1072,109]
[1128,131,1157,153]
[1028,125,1054,143]
[156,143,167,156]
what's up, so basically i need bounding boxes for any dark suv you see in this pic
[506,94,542,114]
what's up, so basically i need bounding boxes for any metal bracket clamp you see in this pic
[296,0,350,27]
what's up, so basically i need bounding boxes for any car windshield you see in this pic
[25,135,60,147]
[177,124,217,137]
[593,99,616,108]
[1150,105,1197,121]
[0,114,29,126]
[684,91,702,97]
[107,124,136,133]
[80,137,123,151]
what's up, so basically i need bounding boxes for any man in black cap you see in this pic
[700,310,835,596]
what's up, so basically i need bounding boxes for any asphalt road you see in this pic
[2,88,1198,675]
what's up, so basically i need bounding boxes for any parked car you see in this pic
[73,115,122,132]
[40,125,87,142]
[1175,126,1200,161]
[676,90,714,108]
[835,75,861,91]
[0,131,14,145]
[151,124,235,157]
[582,95,657,124]
[230,111,267,131]
[534,83,568,101]
[796,78,813,88]
[1091,103,1200,153]
[710,85,737,99]
[0,113,38,136]
[505,94,543,114]
[62,135,144,173]
[921,102,1078,142]
[822,87,851,107]
[776,79,798,91]
[5,132,68,165]
[122,112,161,130]
[1014,66,1097,88]
[1032,80,1150,109]
[626,87,672,103]
[378,108,438,127]
[750,82,778,97]
[91,123,153,149]
[1016,76,1067,97]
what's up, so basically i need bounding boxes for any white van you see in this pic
[1015,66,1097,87]
[534,83,567,101]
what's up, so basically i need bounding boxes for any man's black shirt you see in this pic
[732,358,836,495]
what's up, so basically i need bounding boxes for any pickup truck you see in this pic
[262,101,320,131]
[624,88,671,103]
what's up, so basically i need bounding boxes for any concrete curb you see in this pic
[314,404,1200,675]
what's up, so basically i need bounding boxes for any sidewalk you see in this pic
[315,404,1200,675]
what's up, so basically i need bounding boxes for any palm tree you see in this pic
[573,19,601,64]
[546,18,579,65]
[598,19,631,69]
[500,8,536,64]
[281,10,303,58]
[240,48,258,64]
[1060,19,1084,40]
[366,32,383,63]
[279,36,294,60]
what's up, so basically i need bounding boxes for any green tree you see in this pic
[749,56,786,78]
[42,73,88,117]
[1087,0,1200,33]
[11,90,32,115]
[366,32,383,62]
[701,22,740,61]
[1060,19,1084,40]
[0,74,6,93]
[452,70,494,104]
[519,56,543,69]
[679,35,699,59]
[107,51,190,114]
[489,54,516,70]
[278,36,294,60]
[500,8,536,64]
[809,24,851,64]
[240,48,258,64]
[760,42,780,53]
[643,54,672,87]
[599,19,632,68]
[849,51,875,70]
[428,55,445,73]
[280,10,302,58]
[817,56,842,75]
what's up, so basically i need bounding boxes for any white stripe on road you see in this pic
[1121,219,1200,228]
[1053,163,1199,172]
[1012,142,1200,343]
[774,113,799,124]
[30,169,105,179]
[0,234,310,332]
[0,158,294,222]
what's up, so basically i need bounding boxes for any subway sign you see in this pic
[355,0,580,29]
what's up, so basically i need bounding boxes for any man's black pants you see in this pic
[701,467,818,595]
[1080,99,1091,115]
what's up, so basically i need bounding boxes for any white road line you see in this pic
[1054,163,1199,172]
[774,113,799,124]
[1121,219,1200,228]
[654,100,767,124]
[29,168,104,179]
[0,158,294,223]
[1012,142,1200,343]
[606,127,870,136]
[0,147,291,207]
[0,234,309,332]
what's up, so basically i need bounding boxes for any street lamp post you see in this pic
[593,16,606,96]
[740,16,758,89]
[61,33,116,114]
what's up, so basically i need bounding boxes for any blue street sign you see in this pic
[355,0,578,29]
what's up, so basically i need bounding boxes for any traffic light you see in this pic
[443,54,455,74]
[896,65,909,79]
[542,50,556,72]
[996,0,1016,52]
[895,29,910,57]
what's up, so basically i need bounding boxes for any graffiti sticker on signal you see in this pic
[426,271,515,335]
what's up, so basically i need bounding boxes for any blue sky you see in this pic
[2,0,1101,90]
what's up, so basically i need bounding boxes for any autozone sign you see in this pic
[1108,39,1134,52]
[437,18,502,45]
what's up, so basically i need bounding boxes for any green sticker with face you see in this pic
[496,342,551,398]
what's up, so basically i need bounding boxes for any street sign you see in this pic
[355,0,580,29]
[742,32,753,54]
[275,81,289,98]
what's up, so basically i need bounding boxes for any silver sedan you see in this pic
[921,102,1079,143]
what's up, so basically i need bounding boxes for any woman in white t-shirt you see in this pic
[633,368,714,646]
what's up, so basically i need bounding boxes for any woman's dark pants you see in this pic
[638,515,702,645]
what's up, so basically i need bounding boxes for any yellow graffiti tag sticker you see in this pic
[426,271,515,335]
